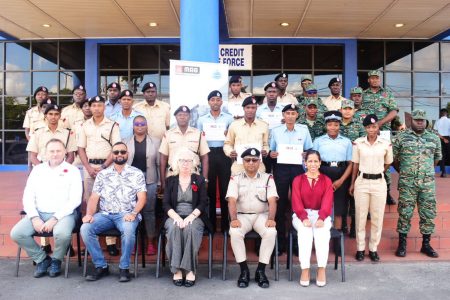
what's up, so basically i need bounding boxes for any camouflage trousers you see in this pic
[397,176,436,235]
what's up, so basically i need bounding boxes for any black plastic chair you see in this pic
[82,226,141,278]
[288,226,345,282]
[15,210,82,278]
[222,230,279,281]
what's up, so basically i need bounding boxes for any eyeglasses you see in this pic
[243,158,259,163]
[133,121,147,127]
[179,159,193,164]
[112,150,127,155]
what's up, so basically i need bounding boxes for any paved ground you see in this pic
[1,259,449,300]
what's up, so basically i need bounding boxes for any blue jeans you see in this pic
[80,212,138,269]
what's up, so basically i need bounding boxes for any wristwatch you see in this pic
[101,163,107,169]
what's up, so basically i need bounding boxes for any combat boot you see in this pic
[420,234,439,258]
[395,233,407,257]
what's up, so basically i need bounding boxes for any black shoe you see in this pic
[48,258,62,277]
[420,234,439,258]
[33,256,52,278]
[369,251,380,262]
[395,233,407,257]
[184,280,196,287]
[118,268,130,282]
[237,269,250,288]
[355,251,365,261]
[255,269,269,288]
[86,266,110,281]
[107,245,119,256]
[41,244,52,254]
[173,279,184,287]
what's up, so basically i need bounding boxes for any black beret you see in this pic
[88,95,106,105]
[242,96,257,107]
[229,75,242,85]
[33,86,49,99]
[208,90,222,100]
[240,148,260,158]
[324,110,342,122]
[120,89,134,98]
[363,114,378,127]
[264,81,278,91]
[174,105,190,116]
[44,104,60,115]
[141,82,157,93]
[282,104,298,112]
[107,82,121,91]
[72,84,85,94]
[328,77,341,88]
[274,73,288,81]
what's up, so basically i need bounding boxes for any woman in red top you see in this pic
[292,150,334,287]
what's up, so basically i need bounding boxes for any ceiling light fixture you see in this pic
[149,22,158,27]
[280,22,289,27]
[395,23,404,28]
[42,24,51,28]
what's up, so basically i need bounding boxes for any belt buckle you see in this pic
[330,161,338,167]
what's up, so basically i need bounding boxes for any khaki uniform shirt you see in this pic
[77,117,121,160]
[226,171,278,214]
[61,103,84,129]
[228,92,251,104]
[133,100,170,139]
[323,95,347,111]
[352,136,393,174]
[263,92,298,105]
[72,118,89,166]
[223,118,269,175]
[23,106,44,132]
[159,126,210,167]
[26,126,77,161]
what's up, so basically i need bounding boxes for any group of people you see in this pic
[10,69,446,288]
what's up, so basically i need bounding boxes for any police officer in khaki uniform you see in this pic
[133,82,170,140]
[61,84,86,129]
[23,86,49,141]
[323,78,348,111]
[349,114,393,262]
[226,148,278,289]
[77,95,121,256]
[159,105,210,188]
[228,75,252,118]
[224,96,270,175]
[263,73,297,105]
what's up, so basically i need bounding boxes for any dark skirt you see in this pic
[319,164,350,217]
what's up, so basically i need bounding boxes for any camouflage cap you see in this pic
[304,97,318,107]
[411,109,427,120]
[301,75,313,83]
[305,84,318,93]
[368,70,381,77]
[350,87,363,94]
[341,99,355,109]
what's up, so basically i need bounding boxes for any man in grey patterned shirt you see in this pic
[81,142,147,282]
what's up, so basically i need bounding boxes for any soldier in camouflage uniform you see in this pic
[296,75,313,105]
[351,87,366,123]
[393,109,441,258]
[340,99,365,237]
[297,98,326,141]
[362,70,398,205]
[297,84,328,120]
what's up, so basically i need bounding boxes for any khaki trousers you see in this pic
[354,176,387,252]
[229,212,277,264]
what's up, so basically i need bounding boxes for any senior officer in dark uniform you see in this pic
[226,148,278,288]
[393,109,441,258]
[197,91,234,232]
[362,70,399,205]
[313,111,353,232]
[269,104,313,254]
[349,115,393,262]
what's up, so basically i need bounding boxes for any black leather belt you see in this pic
[238,212,256,215]
[89,159,106,165]
[321,161,346,167]
[359,172,383,180]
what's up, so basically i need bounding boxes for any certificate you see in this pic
[277,144,303,165]
[235,143,261,164]
[379,130,391,141]
[228,102,244,117]
[203,122,226,141]
[260,111,283,129]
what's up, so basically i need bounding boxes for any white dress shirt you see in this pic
[23,161,82,220]
[434,116,450,136]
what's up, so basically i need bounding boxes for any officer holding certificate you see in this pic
[197,90,234,232]
[269,104,313,254]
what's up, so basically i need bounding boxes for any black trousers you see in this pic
[207,147,232,232]
[273,163,305,245]
[319,164,350,217]
[440,136,449,175]
[263,156,276,174]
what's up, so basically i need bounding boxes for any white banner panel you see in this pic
[218,44,252,70]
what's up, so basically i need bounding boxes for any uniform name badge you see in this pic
[203,122,226,141]
[235,143,261,164]
[227,101,244,117]
[379,130,391,141]
[277,144,303,165]
[260,111,283,129]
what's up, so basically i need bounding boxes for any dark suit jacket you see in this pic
[163,173,213,232]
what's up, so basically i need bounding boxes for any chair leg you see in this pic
[162,235,166,268]
[334,238,338,270]
[156,233,162,278]
[76,233,82,267]
[208,233,212,279]
[275,237,279,281]
[134,234,139,278]
[222,232,227,281]
[288,231,293,281]
[65,244,71,278]
[15,247,21,277]
[340,234,346,282]
[83,248,88,277]
[140,228,146,268]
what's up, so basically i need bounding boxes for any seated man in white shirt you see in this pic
[10,138,82,278]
